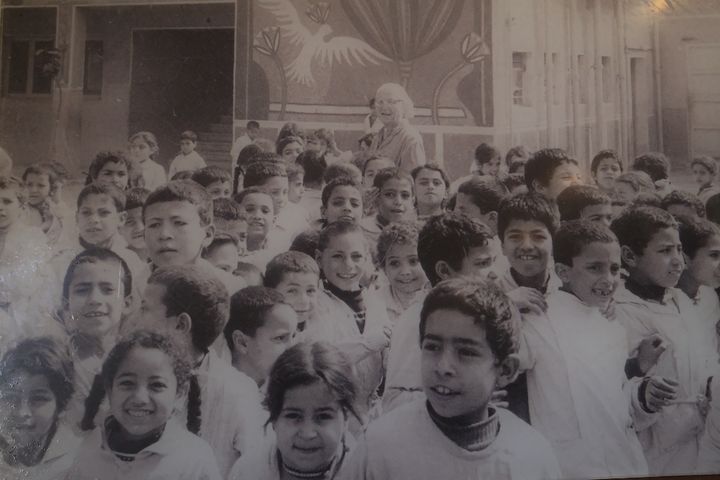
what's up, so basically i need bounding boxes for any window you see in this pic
[84,40,103,95]
[601,56,612,103]
[577,54,587,104]
[4,39,54,95]
[512,52,532,107]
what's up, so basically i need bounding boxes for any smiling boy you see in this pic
[524,148,582,200]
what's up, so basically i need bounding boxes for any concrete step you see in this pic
[209,123,232,134]
[198,142,232,154]
[197,131,232,143]
[219,114,233,123]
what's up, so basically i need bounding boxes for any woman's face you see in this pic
[130,139,154,163]
[375,88,406,126]
[281,142,304,164]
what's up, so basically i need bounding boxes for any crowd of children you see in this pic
[1,119,720,480]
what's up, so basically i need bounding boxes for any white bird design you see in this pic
[257,0,391,86]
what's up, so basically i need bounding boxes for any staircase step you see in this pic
[209,123,233,134]
[219,114,233,123]
[197,132,232,143]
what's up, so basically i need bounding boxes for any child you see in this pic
[692,155,720,205]
[142,180,246,295]
[231,120,260,162]
[556,184,614,226]
[169,130,206,179]
[224,286,298,387]
[295,150,328,221]
[22,163,64,245]
[411,163,448,222]
[276,135,305,164]
[311,128,353,165]
[119,187,150,262]
[324,162,363,186]
[289,229,320,258]
[662,190,706,219]
[501,172,528,195]
[72,331,222,480]
[287,163,305,204]
[233,143,263,195]
[505,145,531,175]
[611,206,713,474]
[591,149,623,193]
[235,261,264,286]
[361,156,394,190]
[522,220,653,478]
[234,187,279,271]
[128,131,167,192]
[0,337,80,479]
[202,233,240,273]
[228,342,358,480]
[632,152,672,196]
[384,213,498,412]
[213,197,248,255]
[318,177,364,228]
[264,251,320,333]
[86,151,131,191]
[139,265,264,476]
[375,221,428,324]
[344,278,561,480]
[613,170,656,213]
[191,166,232,200]
[524,147,582,200]
[698,369,720,473]
[472,142,502,176]
[360,167,415,248]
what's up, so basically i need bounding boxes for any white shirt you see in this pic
[169,151,206,179]
[230,134,253,162]
[139,159,167,192]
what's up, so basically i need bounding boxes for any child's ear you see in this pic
[202,223,215,249]
[554,262,571,284]
[495,354,520,388]
[435,260,453,281]
[621,245,638,268]
[531,179,546,195]
[232,330,250,355]
[118,211,127,226]
[122,294,133,315]
[175,312,193,335]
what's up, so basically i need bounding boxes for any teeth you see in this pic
[127,410,151,417]
[337,273,357,279]
[433,386,455,395]
[85,312,105,317]
[519,255,536,260]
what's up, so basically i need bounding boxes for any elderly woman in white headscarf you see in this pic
[368,83,426,174]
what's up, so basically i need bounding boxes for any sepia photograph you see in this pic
[0,0,720,478]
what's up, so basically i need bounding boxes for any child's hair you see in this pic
[277,122,305,143]
[610,206,678,257]
[290,229,320,257]
[125,187,151,211]
[317,219,366,253]
[615,170,655,194]
[410,163,450,189]
[129,131,159,160]
[0,176,25,204]
[235,262,264,286]
[445,192,457,211]
[247,120,260,130]
[707,193,720,225]
[143,180,213,226]
[264,342,360,425]
[505,145,531,168]
[264,251,320,288]
[321,177,362,208]
[556,185,611,221]
[677,214,720,259]
[419,278,517,362]
[86,151,132,186]
[361,155,392,176]
[225,286,285,348]
[501,173,526,192]
[553,220,618,267]
[627,191,663,210]
[23,163,60,195]
[147,265,230,353]
[295,151,327,187]
[81,330,200,434]
[180,130,198,143]
[524,148,578,191]
[191,166,232,189]
[632,152,670,182]
[662,190,706,218]
[474,143,500,167]
[77,182,126,212]
[418,213,494,286]
[62,248,132,307]
[372,167,413,192]
[243,160,287,189]
[233,186,273,213]
[276,135,305,156]
[309,128,335,148]
[358,133,374,149]
[457,177,509,214]
[691,155,718,178]
[591,149,623,174]
[203,232,239,256]
[287,163,304,182]
[213,197,245,222]
[323,162,362,185]
[172,171,195,181]
[497,192,561,239]
[0,337,75,413]
[235,144,263,180]
[376,221,420,268]
[508,160,525,174]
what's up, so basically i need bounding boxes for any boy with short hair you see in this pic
[591,149,623,194]
[344,278,562,480]
[235,261,263,286]
[524,147,582,200]
[287,163,305,204]
[632,152,671,195]
[611,206,712,475]
[230,120,260,162]
[192,166,232,200]
[213,197,247,255]
[662,190,706,219]
[692,155,720,204]
[295,150,327,221]
[234,187,278,271]
[202,233,240,274]
[119,187,150,262]
[169,130,206,179]
[264,251,320,334]
[556,184,614,226]
[139,264,263,477]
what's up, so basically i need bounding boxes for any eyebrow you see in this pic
[423,333,481,347]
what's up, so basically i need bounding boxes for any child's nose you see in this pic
[129,386,150,403]
[436,350,456,376]
[298,421,318,439]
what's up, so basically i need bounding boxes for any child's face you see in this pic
[580,203,614,227]
[97,162,129,190]
[447,245,498,283]
[25,173,51,206]
[322,185,363,224]
[613,181,637,205]
[274,381,347,473]
[77,194,125,246]
[384,242,427,295]
[130,138,153,163]
[376,178,413,222]
[0,370,58,450]
[0,188,23,231]
[666,203,698,219]
[262,176,289,213]
[206,243,240,273]
[307,138,328,157]
[687,234,720,289]
[594,158,622,191]
[502,219,552,279]
[215,218,248,255]
[144,200,213,267]
[120,207,145,251]
[206,181,231,200]
[557,241,621,309]
[180,139,196,155]
[628,227,684,288]
[414,169,446,209]
[421,309,515,418]
[454,193,485,221]
[318,232,368,291]
[281,142,304,164]
[536,162,582,200]
[479,157,501,177]
[239,193,274,243]
[108,347,179,440]
[288,174,305,203]
[66,260,130,339]
[241,304,298,382]
[693,164,714,188]
[363,159,392,187]
[274,272,319,325]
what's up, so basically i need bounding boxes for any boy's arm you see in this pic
[698,376,720,474]
[625,376,660,431]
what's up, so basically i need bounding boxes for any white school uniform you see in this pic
[697,367,720,473]
[340,399,561,480]
[139,159,167,192]
[0,423,81,480]
[684,285,720,360]
[168,151,206,179]
[274,202,310,242]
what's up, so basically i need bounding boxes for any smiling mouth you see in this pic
[517,255,538,261]
[336,272,358,280]
[126,409,153,418]
[591,287,613,297]
[431,385,459,397]
[84,311,107,318]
